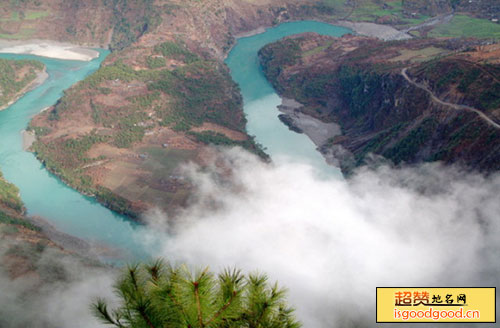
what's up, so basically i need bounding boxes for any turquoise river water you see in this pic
[0,21,350,261]
[225,21,350,175]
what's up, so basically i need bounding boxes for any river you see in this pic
[226,21,350,176]
[0,51,152,261]
[0,21,350,261]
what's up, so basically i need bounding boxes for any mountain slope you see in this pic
[0,58,45,110]
[26,0,323,218]
[3,0,499,215]
[259,33,500,174]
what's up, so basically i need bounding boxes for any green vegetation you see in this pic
[383,118,439,164]
[457,68,481,92]
[342,42,396,65]
[114,126,145,148]
[429,15,500,39]
[79,61,143,89]
[146,56,166,69]
[303,40,334,57]
[430,117,499,166]
[414,59,500,111]
[0,210,40,231]
[23,10,50,20]
[320,0,352,17]
[150,60,245,131]
[0,10,49,22]
[260,38,399,115]
[31,49,259,213]
[28,30,267,218]
[319,0,429,26]
[351,122,408,165]
[104,0,162,50]
[93,260,300,328]
[0,170,38,231]
[95,186,139,218]
[259,39,301,90]
[188,131,268,159]
[351,1,403,21]
[62,133,109,164]
[338,66,383,118]
[257,33,500,173]
[30,130,140,217]
[154,41,200,64]
[260,37,332,108]
[27,123,52,137]
[71,54,246,143]
[478,86,500,111]
[389,47,448,63]
[78,54,243,136]
[0,58,44,107]
[0,28,36,40]
[0,171,24,214]
[32,131,109,187]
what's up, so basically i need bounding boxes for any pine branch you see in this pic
[164,266,190,323]
[205,290,238,326]
[194,280,204,328]
[138,307,157,328]
[92,299,125,327]
[167,289,189,321]
[92,260,301,328]
[146,259,164,283]
[127,265,140,291]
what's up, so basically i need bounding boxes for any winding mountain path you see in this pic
[401,68,500,129]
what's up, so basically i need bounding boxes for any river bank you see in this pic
[226,20,347,178]
[0,50,151,261]
[0,69,48,111]
[0,39,100,61]
[278,98,341,147]
[22,130,36,151]
[2,20,364,264]
[233,19,411,42]
[26,215,124,262]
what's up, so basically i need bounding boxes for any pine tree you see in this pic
[92,259,301,328]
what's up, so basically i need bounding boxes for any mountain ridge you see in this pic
[258,33,500,174]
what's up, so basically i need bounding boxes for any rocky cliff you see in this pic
[259,33,500,174]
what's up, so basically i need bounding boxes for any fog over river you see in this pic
[0,21,498,328]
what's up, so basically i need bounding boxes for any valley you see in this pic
[1,0,498,217]
[0,1,498,326]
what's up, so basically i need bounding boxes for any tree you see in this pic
[92,260,301,328]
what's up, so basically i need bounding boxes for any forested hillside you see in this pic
[3,0,499,215]
[0,58,44,109]
[259,33,500,174]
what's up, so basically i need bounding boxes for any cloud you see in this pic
[148,148,500,328]
[0,240,116,328]
[1,147,499,328]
